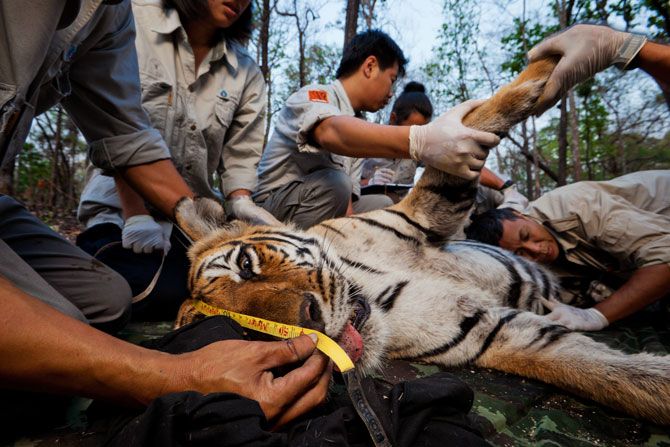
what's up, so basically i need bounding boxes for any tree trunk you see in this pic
[557,97,569,185]
[568,89,582,181]
[531,116,541,198]
[258,0,272,145]
[259,0,271,81]
[521,121,533,198]
[298,34,306,87]
[343,0,360,47]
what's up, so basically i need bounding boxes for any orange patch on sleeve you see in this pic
[308,90,329,103]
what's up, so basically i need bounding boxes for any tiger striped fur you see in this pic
[174,58,670,425]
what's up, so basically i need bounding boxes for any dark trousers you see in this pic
[0,195,131,332]
[76,222,191,321]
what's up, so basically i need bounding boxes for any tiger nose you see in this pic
[301,292,325,332]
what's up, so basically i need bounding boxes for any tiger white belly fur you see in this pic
[174,57,670,425]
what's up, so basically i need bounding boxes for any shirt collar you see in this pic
[332,80,355,116]
[213,39,238,72]
[150,9,238,72]
[149,6,182,35]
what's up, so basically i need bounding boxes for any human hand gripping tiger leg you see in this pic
[390,57,559,245]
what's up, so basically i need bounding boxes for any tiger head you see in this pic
[174,197,384,370]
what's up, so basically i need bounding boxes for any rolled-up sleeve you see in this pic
[220,65,267,195]
[63,2,170,171]
[282,88,344,154]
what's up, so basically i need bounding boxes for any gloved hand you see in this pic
[587,280,614,303]
[122,214,172,254]
[499,184,529,211]
[528,24,645,114]
[409,99,500,180]
[229,195,282,226]
[368,167,395,185]
[541,298,609,331]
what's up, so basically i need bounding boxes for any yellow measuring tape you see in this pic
[193,300,355,372]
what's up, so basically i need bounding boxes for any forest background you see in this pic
[4,0,669,233]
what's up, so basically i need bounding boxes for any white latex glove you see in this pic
[122,215,172,254]
[541,298,609,331]
[587,280,614,303]
[499,184,529,211]
[229,195,282,226]
[368,168,395,185]
[528,24,645,114]
[409,99,500,180]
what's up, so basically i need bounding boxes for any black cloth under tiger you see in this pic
[99,317,490,447]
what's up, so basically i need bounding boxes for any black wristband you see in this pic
[499,179,515,191]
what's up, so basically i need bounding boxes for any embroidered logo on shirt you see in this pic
[308,90,329,103]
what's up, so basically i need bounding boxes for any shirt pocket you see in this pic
[209,94,239,164]
[140,79,173,139]
[214,93,238,135]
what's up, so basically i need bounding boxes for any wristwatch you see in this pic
[499,179,515,191]
[613,34,647,70]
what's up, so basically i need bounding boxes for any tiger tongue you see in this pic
[338,323,364,364]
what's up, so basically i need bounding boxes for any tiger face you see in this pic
[174,198,377,367]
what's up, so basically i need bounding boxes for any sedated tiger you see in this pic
[173,57,670,425]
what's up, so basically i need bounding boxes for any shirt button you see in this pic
[190,124,197,131]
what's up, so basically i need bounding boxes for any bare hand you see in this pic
[172,334,332,427]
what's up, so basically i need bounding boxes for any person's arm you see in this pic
[116,176,151,219]
[0,275,330,427]
[479,168,529,210]
[61,4,195,219]
[635,41,670,90]
[313,100,500,180]
[527,24,648,114]
[543,191,670,331]
[313,115,410,159]
[594,263,670,323]
[543,263,670,330]
[115,175,172,253]
[120,160,194,219]
[479,167,506,190]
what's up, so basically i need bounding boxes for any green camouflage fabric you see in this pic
[4,310,669,447]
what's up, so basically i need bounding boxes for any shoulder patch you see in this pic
[308,90,329,103]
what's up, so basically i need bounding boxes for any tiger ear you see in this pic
[173,196,230,242]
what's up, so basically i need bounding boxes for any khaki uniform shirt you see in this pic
[254,80,364,202]
[78,0,266,228]
[525,170,670,277]
[0,0,170,177]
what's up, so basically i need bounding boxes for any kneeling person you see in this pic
[254,30,500,229]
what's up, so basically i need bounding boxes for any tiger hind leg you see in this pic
[472,309,670,424]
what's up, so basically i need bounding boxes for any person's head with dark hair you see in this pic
[163,0,253,45]
[336,30,407,113]
[466,208,561,264]
[389,81,433,126]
